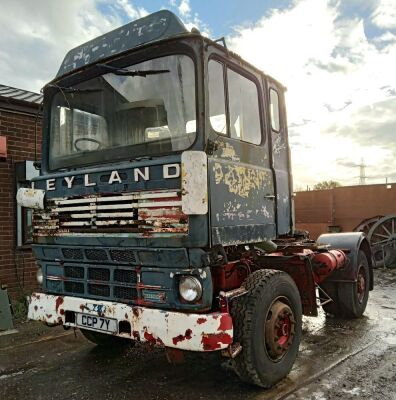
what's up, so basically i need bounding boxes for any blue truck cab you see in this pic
[18,10,372,388]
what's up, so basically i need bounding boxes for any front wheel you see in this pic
[231,270,302,388]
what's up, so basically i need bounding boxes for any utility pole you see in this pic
[358,158,366,185]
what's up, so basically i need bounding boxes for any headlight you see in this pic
[36,267,43,285]
[179,276,202,303]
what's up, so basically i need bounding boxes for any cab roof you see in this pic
[56,10,188,78]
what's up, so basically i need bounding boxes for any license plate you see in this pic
[76,313,117,333]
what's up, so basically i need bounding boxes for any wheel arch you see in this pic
[317,232,373,290]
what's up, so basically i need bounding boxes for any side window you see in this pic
[270,89,280,132]
[227,69,261,144]
[208,60,227,134]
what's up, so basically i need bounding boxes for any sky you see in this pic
[1,0,396,189]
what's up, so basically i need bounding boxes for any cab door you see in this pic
[268,80,293,235]
[206,57,276,246]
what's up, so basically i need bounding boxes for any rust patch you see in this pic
[201,333,233,351]
[132,331,140,341]
[125,313,129,320]
[132,308,140,318]
[144,330,164,346]
[55,297,64,313]
[218,315,232,331]
[172,329,193,345]
[59,309,65,315]
[197,317,207,325]
[46,314,52,319]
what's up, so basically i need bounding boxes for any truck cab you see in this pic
[20,10,372,388]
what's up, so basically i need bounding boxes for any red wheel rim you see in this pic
[265,299,296,361]
[357,265,366,304]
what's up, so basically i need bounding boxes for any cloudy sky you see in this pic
[1,0,395,188]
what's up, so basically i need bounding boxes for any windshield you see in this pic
[49,54,196,170]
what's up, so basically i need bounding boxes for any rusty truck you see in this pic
[17,10,373,388]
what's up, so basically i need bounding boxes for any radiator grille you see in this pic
[114,269,137,283]
[33,190,188,237]
[62,248,83,260]
[88,283,110,297]
[64,266,84,279]
[88,268,110,281]
[85,249,107,261]
[64,281,84,294]
[110,249,136,263]
[114,286,137,300]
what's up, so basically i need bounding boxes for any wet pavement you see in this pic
[0,269,395,400]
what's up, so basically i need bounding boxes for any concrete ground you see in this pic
[0,269,395,400]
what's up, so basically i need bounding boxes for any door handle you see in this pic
[264,194,275,199]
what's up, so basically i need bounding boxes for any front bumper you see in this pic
[28,293,233,352]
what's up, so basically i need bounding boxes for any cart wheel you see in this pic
[231,270,302,388]
[368,215,396,268]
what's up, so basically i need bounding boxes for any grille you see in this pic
[114,286,137,300]
[64,281,84,294]
[33,190,187,237]
[110,249,136,264]
[85,249,108,261]
[88,267,110,281]
[46,280,62,292]
[88,284,110,297]
[64,266,84,279]
[62,248,83,260]
[114,269,137,283]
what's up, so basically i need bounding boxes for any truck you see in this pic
[17,10,373,388]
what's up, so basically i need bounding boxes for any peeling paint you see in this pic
[55,297,64,313]
[201,333,233,351]
[28,293,233,352]
[217,142,240,162]
[172,329,193,345]
[214,163,270,198]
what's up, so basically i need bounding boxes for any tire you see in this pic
[80,329,133,347]
[321,250,369,318]
[320,281,341,316]
[231,269,302,388]
[337,250,369,318]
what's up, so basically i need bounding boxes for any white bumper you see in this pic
[28,293,233,352]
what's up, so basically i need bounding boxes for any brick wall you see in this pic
[0,107,42,301]
[295,185,396,240]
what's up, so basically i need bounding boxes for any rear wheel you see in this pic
[320,281,340,315]
[338,250,369,318]
[231,270,302,388]
[321,250,370,318]
[80,329,133,347]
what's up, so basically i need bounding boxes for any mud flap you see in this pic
[317,232,373,290]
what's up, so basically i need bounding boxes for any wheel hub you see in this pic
[265,300,296,360]
[357,266,366,304]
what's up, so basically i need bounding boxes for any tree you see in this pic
[313,180,341,190]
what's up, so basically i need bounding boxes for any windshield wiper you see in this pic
[46,84,103,93]
[97,64,170,77]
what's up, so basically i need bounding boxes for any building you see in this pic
[0,84,42,301]
[294,184,396,239]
